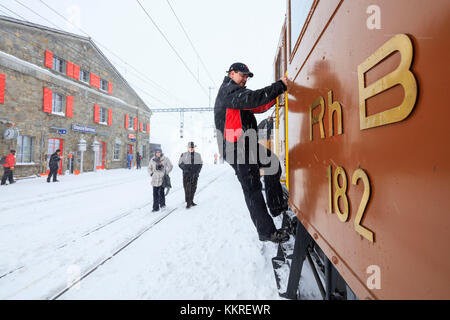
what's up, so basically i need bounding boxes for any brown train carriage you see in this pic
[272,0,450,299]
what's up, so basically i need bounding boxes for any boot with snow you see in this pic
[259,229,289,243]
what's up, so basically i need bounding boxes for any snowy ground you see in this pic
[0,164,320,300]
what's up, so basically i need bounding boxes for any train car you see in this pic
[270,0,450,300]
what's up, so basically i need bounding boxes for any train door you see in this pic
[95,141,106,169]
[274,24,288,184]
[47,138,63,174]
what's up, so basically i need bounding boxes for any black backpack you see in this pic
[0,156,6,165]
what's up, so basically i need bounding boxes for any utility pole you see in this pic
[208,87,215,107]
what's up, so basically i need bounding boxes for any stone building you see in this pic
[0,16,152,177]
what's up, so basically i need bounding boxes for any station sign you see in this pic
[72,124,96,134]
[128,133,136,142]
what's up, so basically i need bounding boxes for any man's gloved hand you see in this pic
[10,167,14,170]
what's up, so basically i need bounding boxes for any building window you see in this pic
[80,69,90,83]
[52,56,65,73]
[52,92,64,115]
[113,143,120,160]
[99,106,108,124]
[17,135,33,163]
[128,116,134,130]
[100,79,108,91]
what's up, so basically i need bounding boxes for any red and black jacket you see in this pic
[214,76,286,144]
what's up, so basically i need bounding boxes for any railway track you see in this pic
[49,172,223,300]
[0,169,224,299]
[0,174,146,213]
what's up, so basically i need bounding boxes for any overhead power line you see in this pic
[0,3,27,20]
[37,0,188,107]
[136,0,209,98]
[165,0,216,87]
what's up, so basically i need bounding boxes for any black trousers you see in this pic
[153,185,165,210]
[47,167,58,182]
[225,143,287,238]
[183,174,198,205]
[1,167,14,185]
[136,161,141,169]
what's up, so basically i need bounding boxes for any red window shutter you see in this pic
[125,114,129,129]
[44,50,53,68]
[108,109,112,126]
[43,87,52,113]
[139,122,143,132]
[90,73,100,88]
[94,104,100,123]
[66,96,73,118]
[108,82,113,94]
[66,61,73,78]
[146,123,150,133]
[0,74,5,104]
[134,117,138,131]
[72,64,80,80]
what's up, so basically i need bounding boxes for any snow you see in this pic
[0,163,319,300]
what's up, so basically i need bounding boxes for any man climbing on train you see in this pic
[214,62,290,243]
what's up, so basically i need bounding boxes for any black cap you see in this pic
[10,149,16,153]
[227,62,253,77]
[188,142,196,148]
[56,149,61,153]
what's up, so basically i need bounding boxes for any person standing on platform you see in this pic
[136,152,142,169]
[1,149,16,186]
[127,152,133,169]
[178,142,203,209]
[47,149,61,183]
[148,147,173,212]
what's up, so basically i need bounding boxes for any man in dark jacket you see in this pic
[136,152,142,169]
[214,62,289,243]
[47,149,61,183]
[178,142,203,209]
[1,149,16,185]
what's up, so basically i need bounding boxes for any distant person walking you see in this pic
[136,152,142,169]
[47,149,61,183]
[148,147,173,212]
[127,152,133,169]
[1,149,16,186]
[178,142,203,209]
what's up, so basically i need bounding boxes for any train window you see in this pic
[289,0,314,56]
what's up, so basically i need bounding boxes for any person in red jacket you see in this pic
[1,149,16,185]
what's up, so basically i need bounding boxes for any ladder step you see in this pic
[271,257,290,294]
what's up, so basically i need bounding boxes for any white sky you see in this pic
[0,0,287,155]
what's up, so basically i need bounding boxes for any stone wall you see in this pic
[0,17,152,178]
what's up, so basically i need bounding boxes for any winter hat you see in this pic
[187,142,196,148]
[154,147,162,153]
[56,149,61,153]
[227,62,254,77]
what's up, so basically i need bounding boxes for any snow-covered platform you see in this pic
[0,164,320,299]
